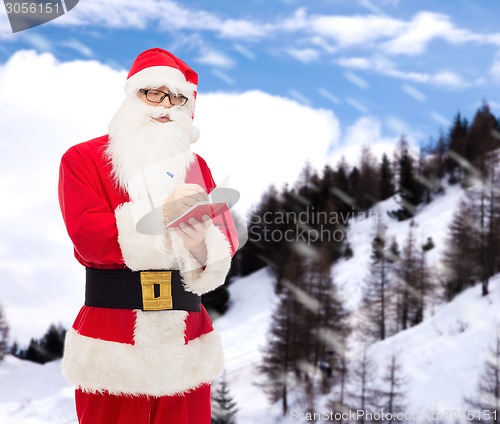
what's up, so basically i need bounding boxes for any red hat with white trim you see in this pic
[125,48,198,102]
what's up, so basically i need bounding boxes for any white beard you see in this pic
[106,96,199,203]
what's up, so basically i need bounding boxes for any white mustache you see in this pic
[145,105,187,121]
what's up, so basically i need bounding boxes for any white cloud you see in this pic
[485,100,500,111]
[59,39,93,57]
[286,47,320,63]
[196,49,235,68]
[431,71,467,89]
[327,116,399,166]
[306,13,404,48]
[56,0,274,39]
[337,55,470,89]
[300,10,500,56]
[385,114,410,135]
[490,51,500,83]
[0,51,340,341]
[23,33,54,51]
[14,1,500,63]
[380,12,473,56]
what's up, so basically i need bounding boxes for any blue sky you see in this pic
[1,0,500,146]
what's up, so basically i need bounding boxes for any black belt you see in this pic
[85,268,201,312]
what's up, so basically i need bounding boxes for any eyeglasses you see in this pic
[139,89,188,106]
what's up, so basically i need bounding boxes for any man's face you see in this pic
[138,85,187,124]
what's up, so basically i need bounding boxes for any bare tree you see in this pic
[465,330,500,423]
[377,352,408,422]
[347,347,379,424]
[361,220,396,341]
[0,305,9,363]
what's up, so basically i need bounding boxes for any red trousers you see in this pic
[75,384,211,424]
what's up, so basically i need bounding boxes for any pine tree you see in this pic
[397,137,423,219]
[260,253,306,415]
[464,102,499,180]
[17,323,66,364]
[331,157,355,218]
[348,166,362,213]
[446,112,469,182]
[379,153,395,201]
[260,248,350,415]
[0,305,9,363]
[202,285,230,318]
[358,145,380,213]
[465,165,500,297]
[240,185,283,277]
[393,222,420,331]
[212,373,238,424]
[465,331,500,423]
[306,254,350,395]
[419,135,446,203]
[377,353,408,420]
[413,237,434,325]
[284,255,349,410]
[361,221,394,341]
[326,346,350,424]
[442,198,478,300]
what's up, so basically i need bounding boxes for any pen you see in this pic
[166,171,185,184]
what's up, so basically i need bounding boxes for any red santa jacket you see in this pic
[58,135,238,397]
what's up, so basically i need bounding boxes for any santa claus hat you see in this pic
[125,48,198,99]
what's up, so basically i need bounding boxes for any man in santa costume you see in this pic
[58,48,239,424]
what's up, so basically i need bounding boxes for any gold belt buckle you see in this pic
[140,271,173,311]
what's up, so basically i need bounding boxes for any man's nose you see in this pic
[159,97,173,108]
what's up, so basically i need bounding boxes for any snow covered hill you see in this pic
[1,184,498,423]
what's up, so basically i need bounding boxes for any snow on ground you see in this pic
[369,275,500,418]
[214,268,277,423]
[0,356,76,424]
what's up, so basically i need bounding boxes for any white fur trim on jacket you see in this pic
[62,310,224,397]
[169,224,232,296]
[115,200,179,270]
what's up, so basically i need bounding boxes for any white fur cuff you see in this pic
[170,225,232,295]
[115,201,177,271]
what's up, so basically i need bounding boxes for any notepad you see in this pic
[136,187,240,234]
[165,202,229,228]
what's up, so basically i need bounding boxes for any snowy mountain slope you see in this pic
[333,184,465,312]
[367,275,500,417]
[0,356,76,424]
[214,268,277,423]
